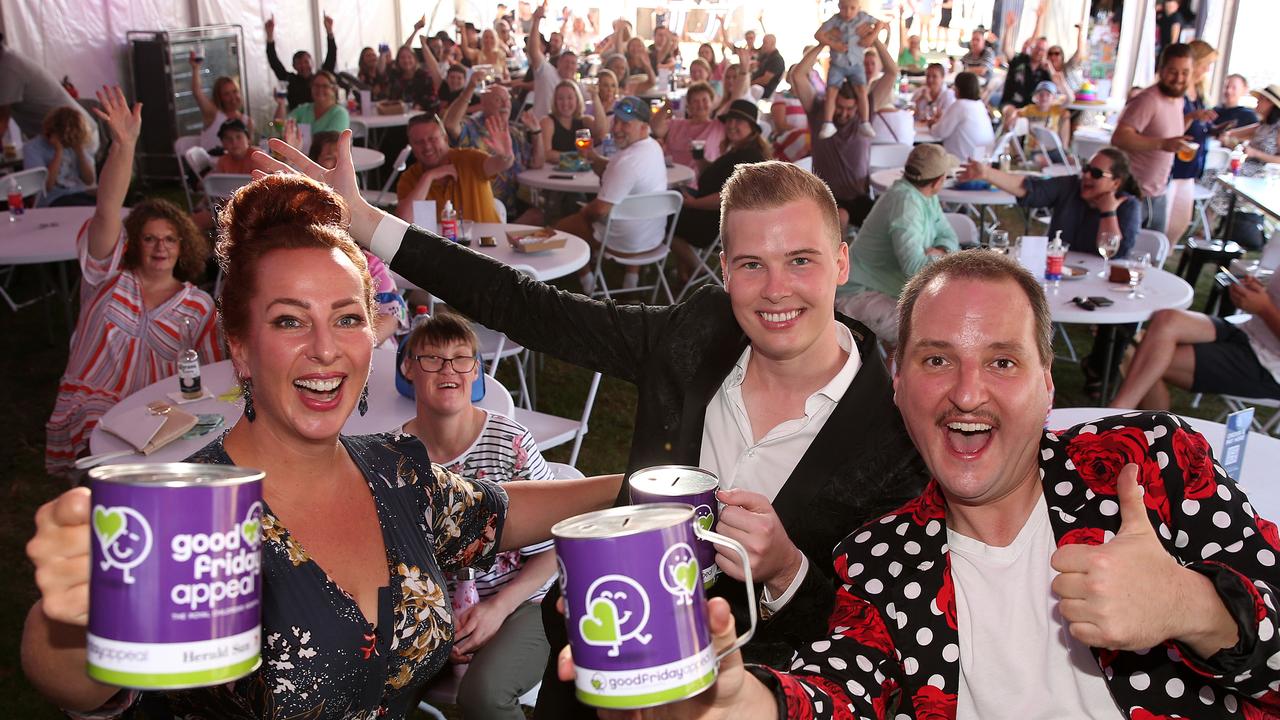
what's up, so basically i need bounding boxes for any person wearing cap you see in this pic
[835,143,959,343]
[212,119,256,174]
[555,96,667,293]
[1221,83,1280,176]
[1002,79,1069,166]
[929,71,995,163]
[670,100,771,285]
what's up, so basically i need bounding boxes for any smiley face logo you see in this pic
[692,504,715,534]
[659,543,699,605]
[92,505,153,585]
[580,574,651,657]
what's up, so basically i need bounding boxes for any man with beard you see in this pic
[1111,43,1196,233]
[569,251,1280,719]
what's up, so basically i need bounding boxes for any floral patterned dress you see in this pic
[78,432,508,720]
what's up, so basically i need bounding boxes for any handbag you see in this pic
[1218,210,1268,251]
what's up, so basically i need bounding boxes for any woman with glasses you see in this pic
[959,146,1142,258]
[45,87,223,476]
[24,135,622,719]
[1046,23,1089,101]
[399,312,558,720]
[275,69,351,133]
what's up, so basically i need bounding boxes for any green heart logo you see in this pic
[579,597,622,645]
[93,506,126,549]
[694,513,714,533]
[673,559,699,594]
[242,518,261,547]
[591,675,604,691]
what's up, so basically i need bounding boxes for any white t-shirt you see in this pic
[593,136,668,253]
[531,58,561,119]
[949,493,1123,720]
[934,98,996,160]
[1240,276,1280,384]
[198,109,230,151]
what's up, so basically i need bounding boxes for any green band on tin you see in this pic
[88,655,260,689]
[577,668,716,709]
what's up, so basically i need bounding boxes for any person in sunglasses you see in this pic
[958,145,1142,258]
[399,311,560,720]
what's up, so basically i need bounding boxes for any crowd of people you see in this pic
[9,3,1280,720]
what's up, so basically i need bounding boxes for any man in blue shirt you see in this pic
[1213,74,1259,136]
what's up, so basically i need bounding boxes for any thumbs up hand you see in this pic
[1050,464,1184,651]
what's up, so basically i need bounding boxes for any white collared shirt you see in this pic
[699,323,862,609]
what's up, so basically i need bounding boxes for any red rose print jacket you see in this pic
[751,412,1280,719]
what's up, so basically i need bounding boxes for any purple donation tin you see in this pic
[628,465,721,587]
[553,504,756,709]
[87,463,264,689]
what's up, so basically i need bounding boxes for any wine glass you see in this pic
[574,128,593,157]
[1096,233,1121,278]
[1126,253,1150,299]
[473,65,492,92]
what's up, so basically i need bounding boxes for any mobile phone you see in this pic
[549,173,575,179]
[1219,266,1245,286]
[479,235,497,247]
[1087,296,1114,307]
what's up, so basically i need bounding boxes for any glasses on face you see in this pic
[1048,50,1063,57]
[412,354,479,373]
[141,234,179,247]
[1082,165,1113,180]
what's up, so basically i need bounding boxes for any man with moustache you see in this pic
[590,251,1280,719]
[255,137,931,720]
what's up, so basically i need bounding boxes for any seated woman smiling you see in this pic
[400,312,558,719]
[22,161,622,719]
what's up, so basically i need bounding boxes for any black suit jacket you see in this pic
[387,226,929,711]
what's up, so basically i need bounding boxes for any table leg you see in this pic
[1099,325,1117,404]
[1223,191,1238,244]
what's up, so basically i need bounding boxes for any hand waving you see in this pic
[324,13,334,34]
[92,85,143,146]
[485,113,513,156]
[265,15,276,38]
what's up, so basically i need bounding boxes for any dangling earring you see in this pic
[242,379,256,422]
[358,385,369,416]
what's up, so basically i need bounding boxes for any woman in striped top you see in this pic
[44,87,223,475]
[400,311,557,719]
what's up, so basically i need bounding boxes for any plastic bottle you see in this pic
[1230,142,1247,176]
[177,318,203,400]
[601,133,616,158]
[450,567,480,675]
[1045,231,1066,285]
[440,200,459,242]
[7,176,24,223]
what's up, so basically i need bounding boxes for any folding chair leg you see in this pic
[567,372,602,467]
[1053,323,1078,363]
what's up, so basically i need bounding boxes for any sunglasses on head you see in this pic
[1083,165,1113,179]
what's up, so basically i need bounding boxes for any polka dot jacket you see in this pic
[750,412,1280,719]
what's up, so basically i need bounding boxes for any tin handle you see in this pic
[693,527,756,662]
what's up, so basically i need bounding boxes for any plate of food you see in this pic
[1061,264,1089,280]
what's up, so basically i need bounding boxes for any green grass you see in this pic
[0,201,1238,717]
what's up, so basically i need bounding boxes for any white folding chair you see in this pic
[944,212,979,248]
[1,167,53,313]
[1132,228,1171,269]
[1186,147,1231,244]
[348,118,368,146]
[513,371,602,466]
[590,191,683,304]
[1028,124,1078,170]
[991,130,1026,163]
[493,197,508,223]
[173,135,204,212]
[202,173,253,211]
[675,233,724,302]
[868,143,913,172]
[360,145,411,209]
[474,373,516,418]
[1216,396,1280,436]
[545,461,585,479]
[474,264,535,408]
[4,167,48,206]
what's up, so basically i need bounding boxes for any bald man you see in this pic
[752,33,786,99]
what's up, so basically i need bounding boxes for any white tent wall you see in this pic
[1,0,193,100]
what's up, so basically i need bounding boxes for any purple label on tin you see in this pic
[630,487,718,586]
[557,524,710,673]
[90,482,262,645]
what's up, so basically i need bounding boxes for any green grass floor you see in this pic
[0,208,1237,717]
